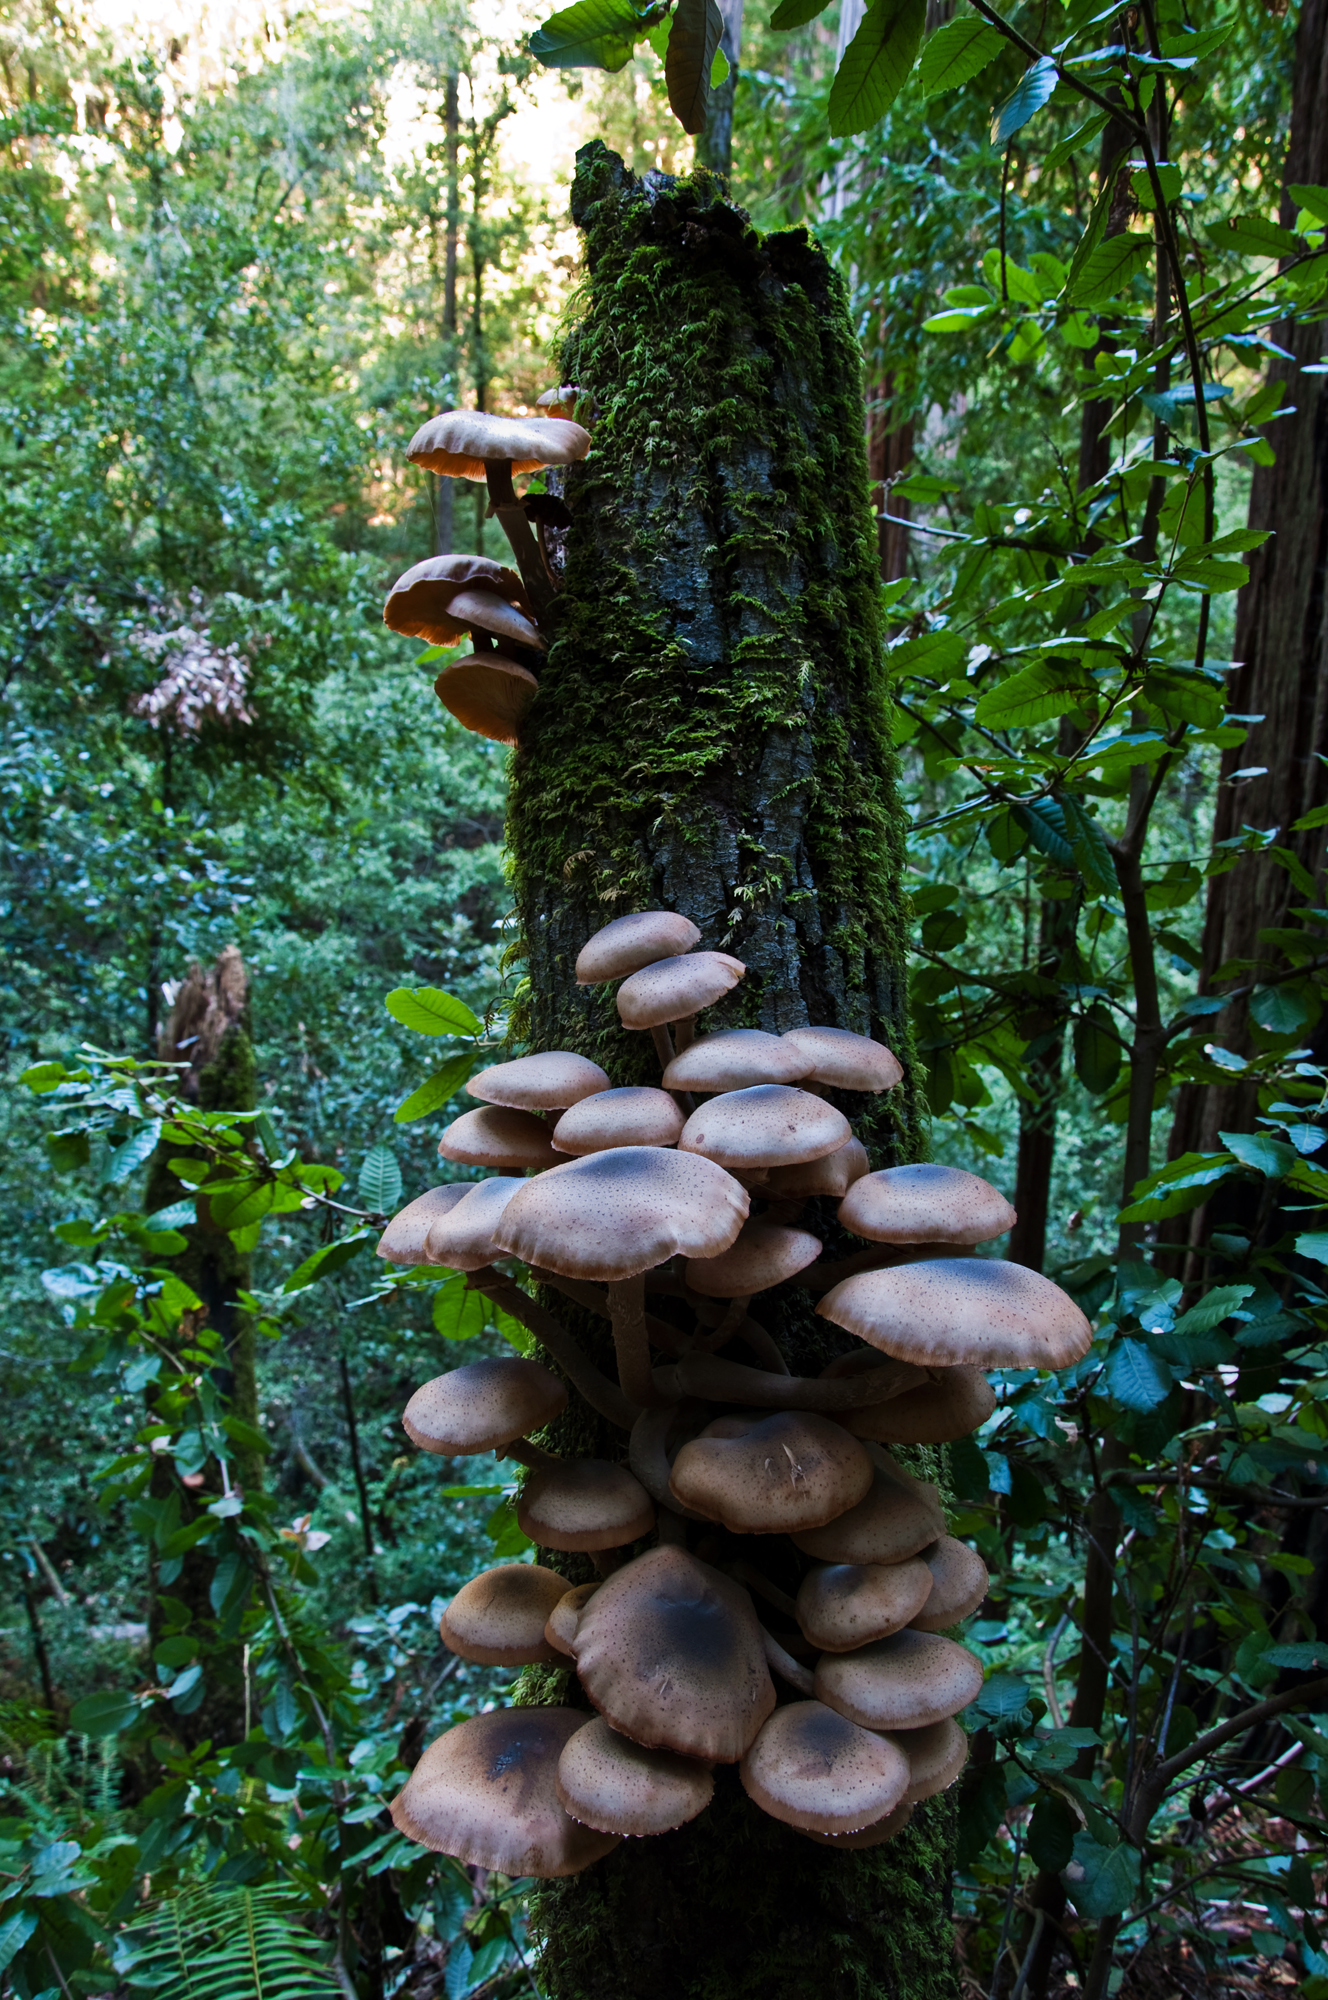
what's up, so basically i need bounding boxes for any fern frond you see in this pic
[116,1884,341,1998]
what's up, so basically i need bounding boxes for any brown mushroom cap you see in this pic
[406,409,592,480]
[576,910,702,985]
[791,1454,946,1565]
[845,1364,996,1445]
[678,1086,852,1171]
[556,1716,714,1837]
[437,1106,561,1173]
[683,1220,822,1298]
[551,1087,685,1155]
[616,951,746,1029]
[377,1184,472,1265]
[796,1558,935,1654]
[544,1581,600,1657]
[434,656,538,746]
[383,553,527,641]
[439,1563,570,1666]
[570,1545,775,1762]
[891,1717,969,1802]
[444,588,546,654]
[536,383,580,419]
[764,1138,871,1201]
[403,1357,568,1456]
[840,1165,1017,1247]
[797,1798,914,1848]
[390,1706,620,1876]
[467,1052,611,1112]
[739,1700,910,1835]
[781,1025,903,1092]
[661,1029,811,1093]
[814,1628,984,1731]
[517,1459,655,1552]
[493,1146,749,1281]
[911,1536,991,1631]
[421,1176,526,1271]
[669,1412,873,1536]
[817,1258,1093,1371]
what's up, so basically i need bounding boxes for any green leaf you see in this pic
[1013,798,1073,867]
[1251,984,1311,1036]
[1074,1004,1121,1095]
[1220,1130,1297,1177]
[1130,160,1182,211]
[396,1049,479,1124]
[887,629,969,680]
[1061,795,1116,898]
[1027,1792,1078,1871]
[107,1119,163,1185]
[433,1278,489,1342]
[1140,668,1224,728]
[710,44,729,85]
[1065,232,1153,307]
[1104,1338,1174,1411]
[1209,213,1302,260]
[385,986,482,1038]
[486,1496,534,1558]
[1172,1283,1254,1336]
[1289,181,1328,225]
[21,1060,69,1094]
[1118,1151,1238,1223]
[828,0,926,138]
[973,659,1090,728]
[70,1689,140,1738]
[768,0,830,24]
[1066,1831,1135,1918]
[918,16,1002,97]
[358,1144,404,1214]
[46,1128,91,1173]
[968,1672,1031,1722]
[1295,1232,1328,1263]
[282,1231,374,1294]
[529,0,657,71]
[0,1910,36,1975]
[991,55,1056,147]
[666,0,723,133]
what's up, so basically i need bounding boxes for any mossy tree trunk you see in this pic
[504,145,959,2000]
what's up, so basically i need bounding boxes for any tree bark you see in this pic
[436,70,460,557]
[505,143,953,2000]
[868,371,914,583]
[696,0,743,181]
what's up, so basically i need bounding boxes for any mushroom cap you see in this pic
[384,553,527,642]
[669,1412,873,1536]
[678,1086,852,1171]
[739,1700,910,1835]
[467,1052,611,1112]
[791,1454,945,1565]
[817,1258,1093,1371]
[517,1458,655,1552]
[814,1628,984,1731]
[570,1545,775,1762]
[544,1581,600,1657]
[796,1558,935,1654]
[845,1365,996,1445]
[911,1536,990,1632]
[403,1357,568,1456]
[439,1563,570,1666]
[493,1146,749,1281]
[616,951,746,1029]
[556,1716,714,1837]
[661,1029,811,1093]
[422,1176,527,1271]
[764,1138,871,1201]
[406,409,592,480]
[536,383,580,419]
[576,910,702,985]
[377,1184,472,1265]
[839,1165,1017,1247]
[438,1106,561,1173]
[434,656,538,746]
[781,1026,903,1093]
[797,1799,914,1848]
[892,1717,969,1803]
[444,588,547,653]
[551,1087,685,1155]
[390,1707,620,1876]
[683,1220,822,1298]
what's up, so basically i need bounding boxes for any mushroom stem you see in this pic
[484,460,555,619]
[727,1561,798,1620]
[790,1242,962,1294]
[696,1295,751,1350]
[690,1297,791,1376]
[530,1268,694,1358]
[629,1405,709,1518]
[606,1273,668,1409]
[759,1628,817,1696]
[674,1351,927,1412]
[648,1021,676,1071]
[501,1438,560,1471]
[591,1547,629,1578]
[465,1268,639,1430]
[673,1013,697,1053]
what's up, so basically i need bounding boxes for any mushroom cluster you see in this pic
[380,910,1094,1876]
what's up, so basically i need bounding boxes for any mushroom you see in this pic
[389,1706,620,1876]
[814,1628,984,1731]
[780,1025,903,1092]
[844,1365,996,1444]
[668,1412,873,1536]
[816,1258,1093,1371]
[467,1051,611,1111]
[536,383,583,420]
[516,1456,656,1552]
[556,1716,714,1836]
[493,1147,749,1407]
[672,1352,927,1414]
[739,1700,910,1835]
[891,1716,969,1803]
[791,1453,946,1565]
[551,1087,685,1154]
[795,1558,935,1653]
[661,1029,812,1093]
[763,1137,871,1202]
[439,1563,571,1665]
[433,655,539,745]
[421,1176,526,1268]
[437,1105,561,1172]
[677,1086,851,1172]
[544,1580,600,1657]
[383,552,530,639]
[376,1183,472,1264]
[683,1220,822,1298]
[570,1545,776,1762]
[616,951,746,1066]
[839,1164,1017,1247]
[402,1357,567,1456]
[910,1536,991,1631]
[797,1799,914,1848]
[576,910,702,984]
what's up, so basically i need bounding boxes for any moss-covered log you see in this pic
[505,144,958,2000]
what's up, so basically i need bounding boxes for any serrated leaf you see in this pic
[1065,232,1153,307]
[974,659,1091,729]
[1066,1831,1135,1918]
[529,0,656,70]
[359,1145,404,1214]
[1104,1338,1174,1410]
[1172,1283,1254,1337]
[106,1119,163,1185]
[395,1049,479,1124]
[1220,1129,1297,1176]
[991,55,1056,146]
[385,986,482,1038]
[918,16,1002,96]
[1209,213,1302,260]
[1251,984,1311,1035]
[828,0,926,138]
[1290,181,1328,225]
[887,629,969,680]
[1013,798,1074,867]
[666,0,722,132]
[1140,668,1224,728]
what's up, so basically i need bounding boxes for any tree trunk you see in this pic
[868,372,914,582]
[506,143,954,2000]
[696,0,743,181]
[437,70,460,557]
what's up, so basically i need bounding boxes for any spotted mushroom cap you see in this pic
[670,1412,873,1536]
[677,1085,851,1171]
[575,910,702,984]
[839,1164,1016,1247]
[544,1581,600,1657]
[791,1453,945,1565]
[739,1699,911,1835]
[556,1716,714,1837]
[781,1025,903,1092]
[911,1536,991,1632]
[389,1706,620,1876]
[422,1176,526,1271]
[493,1146,749,1281]
[795,1558,935,1654]
[402,1356,567,1456]
[798,1799,914,1848]
[683,1219,823,1298]
[406,409,591,481]
[516,1458,656,1552]
[891,1716,970,1803]
[764,1137,871,1200]
[467,1052,611,1112]
[439,1563,570,1667]
[377,1184,471,1265]
[844,1364,997,1445]
[817,1257,1093,1371]
[661,1029,811,1093]
[434,656,538,746]
[437,1106,561,1173]
[616,951,745,1029]
[814,1628,985,1731]
[551,1087,685,1155]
